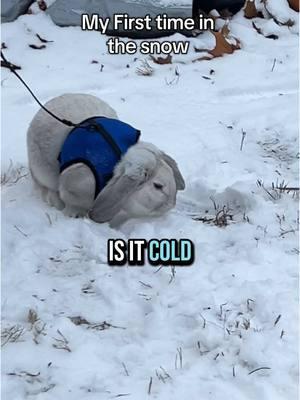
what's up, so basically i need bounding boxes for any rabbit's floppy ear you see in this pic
[89,146,158,223]
[89,175,141,223]
[161,152,185,190]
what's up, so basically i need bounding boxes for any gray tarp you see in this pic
[46,0,195,38]
[1,0,33,22]
[1,0,244,36]
[46,0,244,38]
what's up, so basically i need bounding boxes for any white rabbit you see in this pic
[27,93,185,225]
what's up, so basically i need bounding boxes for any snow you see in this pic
[1,5,299,400]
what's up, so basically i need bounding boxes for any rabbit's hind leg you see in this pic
[58,163,96,217]
[30,168,65,210]
[63,205,88,218]
[46,189,65,210]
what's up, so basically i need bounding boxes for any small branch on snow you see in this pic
[271,58,276,72]
[148,377,153,395]
[32,321,47,344]
[1,162,28,186]
[139,281,152,289]
[155,366,172,383]
[248,366,271,375]
[28,44,46,50]
[1,325,25,347]
[197,341,210,356]
[14,225,28,237]
[274,314,281,326]
[247,298,255,312]
[122,362,129,376]
[52,329,71,353]
[199,313,206,329]
[136,60,154,76]
[279,229,296,237]
[240,129,246,151]
[7,370,40,378]
[169,266,176,284]
[88,321,126,331]
[175,347,183,369]
[36,33,53,43]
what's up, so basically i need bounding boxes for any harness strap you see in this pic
[1,51,134,198]
[1,50,76,128]
[88,119,122,159]
[1,51,125,159]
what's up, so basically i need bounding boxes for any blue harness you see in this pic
[58,116,140,197]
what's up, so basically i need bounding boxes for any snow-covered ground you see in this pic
[1,5,299,400]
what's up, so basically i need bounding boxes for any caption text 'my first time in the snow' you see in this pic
[81,13,215,55]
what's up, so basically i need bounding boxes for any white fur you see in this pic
[27,93,185,225]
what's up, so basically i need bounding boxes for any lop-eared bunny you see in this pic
[27,93,185,226]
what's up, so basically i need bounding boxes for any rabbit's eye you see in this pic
[153,182,163,190]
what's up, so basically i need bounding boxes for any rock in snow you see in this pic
[1,0,33,22]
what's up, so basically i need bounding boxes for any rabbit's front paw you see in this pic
[63,205,88,218]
